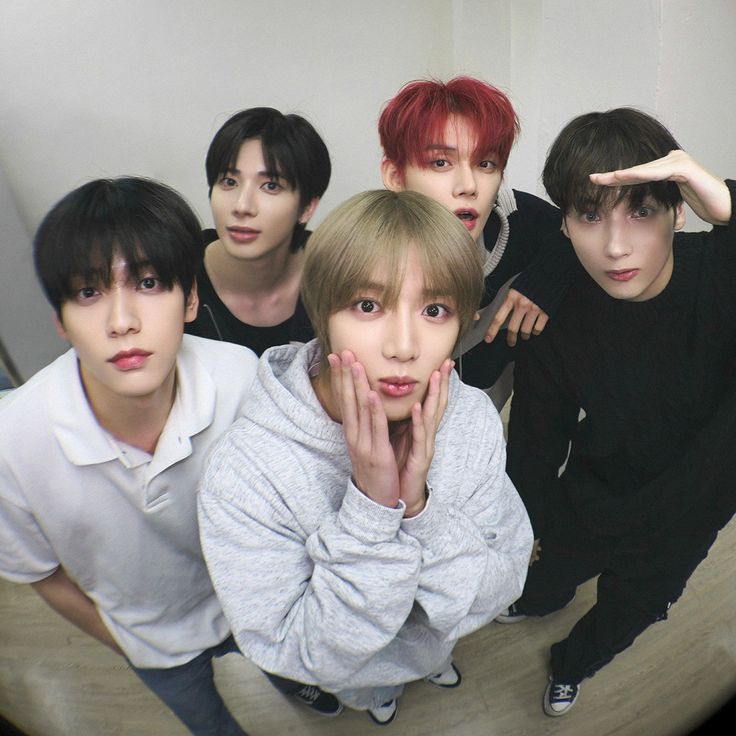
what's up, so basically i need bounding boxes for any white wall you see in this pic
[1,0,735,378]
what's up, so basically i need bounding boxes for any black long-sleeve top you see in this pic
[185,229,314,356]
[507,181,736,538]
[457,189,579,389]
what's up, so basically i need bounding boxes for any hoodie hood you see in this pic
[244,340,346,454]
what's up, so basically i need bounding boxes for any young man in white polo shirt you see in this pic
[0,177,262,734]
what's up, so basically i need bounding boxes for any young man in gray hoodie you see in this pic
[198,189,532,726]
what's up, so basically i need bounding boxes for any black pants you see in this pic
[517,501,720,684]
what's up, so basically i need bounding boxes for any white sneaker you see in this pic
[368,699,397,725]
[424,662,462,688]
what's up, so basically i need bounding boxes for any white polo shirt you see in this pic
[0,335,258,668]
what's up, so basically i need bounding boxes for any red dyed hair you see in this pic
[378,76,520,174]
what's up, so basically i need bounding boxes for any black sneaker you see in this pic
[368,699,397,725]
[543,677,580,716]
[495,601,527,624]
[293,684,343,717]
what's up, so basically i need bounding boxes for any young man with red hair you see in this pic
[379,77,576,406]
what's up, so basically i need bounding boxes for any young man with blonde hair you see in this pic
[198,189,532,725]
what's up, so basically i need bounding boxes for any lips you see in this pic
[378,376,418,398]
[227,226,260,244]
[606,269,639,282]
[454,208,479,232]
[109,349,152,371]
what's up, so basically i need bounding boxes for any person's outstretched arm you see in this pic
[590,150,730,226]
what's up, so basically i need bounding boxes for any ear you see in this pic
[184,281,199,324]
[53,311,68,340]
[673,201,686,231]
[381,157,406,192]
[561,218,570,239]
[298,197,320,226]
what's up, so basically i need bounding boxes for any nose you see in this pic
[383,310,419,363]
[107,287,141,337]
[452,161,478,199]
[603,222,632,260]
[233,182,257,216]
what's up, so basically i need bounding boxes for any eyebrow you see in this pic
[355,281,453,301]
[424,144,456,152]
[223,167,285,180]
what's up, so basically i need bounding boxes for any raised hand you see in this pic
[329,350,400,509]
[391,358,453,517]
[485,288,549,346]
[589,150,731,226]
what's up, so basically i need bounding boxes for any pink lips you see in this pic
[606,269,639,282]
[109,349,151,371]
[227,226,260,244]
[378,376,418,398]
[454,208,478,232]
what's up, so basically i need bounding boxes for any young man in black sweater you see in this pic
[500,108,736,717]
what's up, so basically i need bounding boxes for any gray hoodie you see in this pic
[198,340,532,695]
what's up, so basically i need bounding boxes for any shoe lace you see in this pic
[552,683,575,700]
[296,685,320,703]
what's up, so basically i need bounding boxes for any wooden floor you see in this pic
[0,511,734,736]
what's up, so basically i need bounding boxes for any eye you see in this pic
[262,180,284,193]
[76,286,100,302]
[632,206,653,219]
[582,211,601,223]
[358,299,378,313]
[478,159,497,171]
[423,303,451,319]
[429,158,450,169]
[219,176,237,189]
[138,276,163,292]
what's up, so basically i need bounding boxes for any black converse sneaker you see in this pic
[293,684,343,717]
[495,601,527,623]
[543,677,580,716]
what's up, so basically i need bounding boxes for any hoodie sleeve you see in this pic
[198,431,424,692]
[399,388,533,637]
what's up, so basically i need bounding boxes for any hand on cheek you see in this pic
[332,354,453,518]
[329,351,401,510]
[393,358,452,517]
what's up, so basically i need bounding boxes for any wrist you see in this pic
[403,484,429,518]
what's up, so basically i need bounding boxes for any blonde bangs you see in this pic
[302,190,484,351]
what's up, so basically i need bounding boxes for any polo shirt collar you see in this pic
[49,342,216,468]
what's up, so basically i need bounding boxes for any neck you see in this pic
[81,366,177,454]
[206,236,302,295]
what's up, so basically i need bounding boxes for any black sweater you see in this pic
[507,181,736,538]
[184,229,314,357]
[457,189,579,389]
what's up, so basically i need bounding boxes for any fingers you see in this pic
[485,290,546,347]
[589,150,688,186]
[589,150,730,226]
[331,351,388,450]
[485,299,513,343]
[519,308,549,341]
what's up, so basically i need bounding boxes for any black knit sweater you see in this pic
[507,180,736,538]
[185,229,314,356]
[457,189,579,389]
